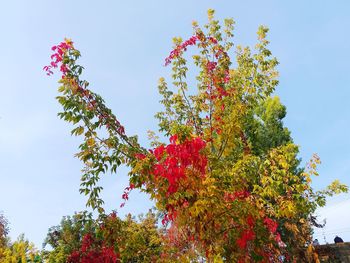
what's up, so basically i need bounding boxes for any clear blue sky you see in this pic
[0,0,349,247]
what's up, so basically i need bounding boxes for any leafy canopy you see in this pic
[44,9,347,262]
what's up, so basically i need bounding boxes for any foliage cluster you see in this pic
[7,9,344,262]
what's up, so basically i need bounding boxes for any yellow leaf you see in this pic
[87,138,95,147]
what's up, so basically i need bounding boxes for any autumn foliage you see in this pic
[44,10,347,262]
[68,233,119,263]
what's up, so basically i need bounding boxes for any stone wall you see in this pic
[315,242,350,263]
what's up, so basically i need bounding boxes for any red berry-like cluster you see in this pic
[68,234,120,263]
[264,217,278,234]
[43,39,73,77]
[120,183,135,208]
[133,135,207,225]
[224,190,250,202]
[236,216,256,249]
[165,36,198,66]
[150,135,207,195]
[164,35,220,66]
[44,40,127,138]
[206,61,217,73]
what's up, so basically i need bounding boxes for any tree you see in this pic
[0,213,42,262]
[43,211,163,263]
[119,211,163,262]
[43,211,96,262]
[44,10,347,262]
[0,234,41,263]
[0,212,9,257]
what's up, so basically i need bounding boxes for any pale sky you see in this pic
[0,0,349,247]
